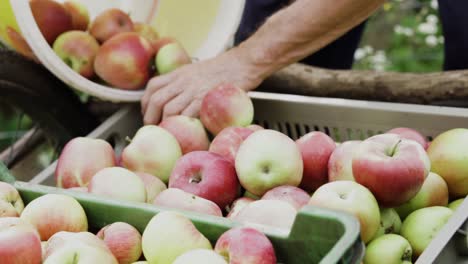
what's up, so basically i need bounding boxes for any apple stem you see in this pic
[189,172,202,184]
[388,139,402,157]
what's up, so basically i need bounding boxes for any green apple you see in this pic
[308,181,380,243]
[141,211,212,264]
[44,243,118,264]
[235,129,303,196]
[448,198,464,211]
[155,42,191,74]
[395,172,449,220]
[400,206,453,258]
[173,249,227,264]
[427,128,468,198]
[364,234,412,264]
[371,208,402,241]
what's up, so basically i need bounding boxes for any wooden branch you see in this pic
[259,63,468,106]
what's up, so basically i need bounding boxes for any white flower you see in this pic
[364,45,374,54]
[426,14,438,24]
[418,22,437,35]
[354,48,367,60]
[371,51,387,65]
[431,0,438,9]
[425,35,438,46]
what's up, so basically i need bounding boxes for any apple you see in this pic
[231,200,297,232]
[173,249,227,264]
[200,84,254,135]
[448,198,464,211]
[134,22,159,52]
[243,191,260,200]
[296,132,336,192]
[235,129,303,196]
[169,151,240,209]
[5,26,37,61]
[427,128,468,198]
[155,41,191,74]
[246,124,264,132]
[352,133,430,207]
[53,31,100,78]
[55,137,116,188]
[94,32,153,90]
[400,206,453,258]
[121,125,182,183]
[308,181,380,243]
[261,185,310,210]
[135,172,167,203]
[0,217,42,264]
[141,211,212,264]
[215,227,276,264]
[89,8,134,43]
[88,167,146,203]
[44,231,111,259]
[208,126,255,164]
[152,37,177,56]
[159,115,210,154]
[371,208,402,241]
[153,188,222,217]
[30,0,73,45]
[226,197,254,218]
[395,172,449,220]
[97,222,142,264]
[20,194,88,241]
[386,127,429,150]
[328,140,362,182]
[364,234,412,264]
[44,243,117,264]
[68,187,88,193]
[0,182,24,217]
[63,0,90,31]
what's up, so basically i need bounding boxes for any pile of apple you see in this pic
[0,182,276,264]
[29,0,191,90]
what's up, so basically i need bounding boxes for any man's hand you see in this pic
[141,49,262,125]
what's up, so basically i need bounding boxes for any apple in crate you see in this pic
[226,197,254,218]
[53,31,100,79]
[0,217,42,264]
[88,167,146,203]
[134,22,159,51]
[395,172,449,220]
[328,140,362,182]
[20,194,88,241]
[261,185,310,210]
[448,198,464,211]
[153,188,222,217]
[173,249,227,264]
[231,200,297,232]
[121,125,182,183]
[89,8,134,43]
[235,129,303,196]
[352,133,430,207]
[44,243,117,264]
[155,41,191,74]
[44,231,111,259]
[95,32,153,90]
[209,126,255,164]
[159,115,210,154]
[401,206,453,258]
[296,131,336,192]
[97,222,142,264]
[0,182,24,217]
[142,211,212,264]
[169,151,240,209]
[364,234,412,264]
[200,84,254,135]
[55,137,116,188]
[386,127,429,150]
[308,181,380,243]
[63,0,90,31]
[136,172,167,203]
[30,0,73,45]
[371,208,402,241]
[427,128,468,197]
[215,227,276,264]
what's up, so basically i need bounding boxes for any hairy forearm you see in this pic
[233,0,385,83]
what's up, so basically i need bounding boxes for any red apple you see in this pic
[55,137,116,188]
[94,32,153,90]
[0,217,42,264]
[208,126,255,164]
[159,115,210,154]
[200,84,254,135]
[328,140,362,182]
[226,197,254,219]
[261,185,310,210]
[5,26,37,61]
[153,188,223,217]
[63,0,90,31]
[30,0,73,45]
[89,8,134,43]
[215,227,276,264]
[97,222,142,264]
[169,151,240,209]
[135,172,167,203]
[296,131,336,192]
[352,133,430,207]
[0,182,24,217]
[134,22,159,52]
[155,41,191,74]
[53,31,100,78]
[386,127,429,150]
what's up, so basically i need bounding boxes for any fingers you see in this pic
[141,74,173,115]
[161,93,194,121]
[181,99,202,118]
[143,87,179,125]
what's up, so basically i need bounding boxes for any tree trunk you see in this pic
[258,63,468,106]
